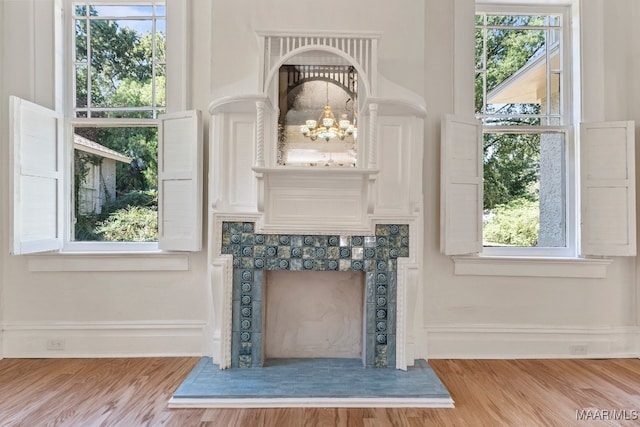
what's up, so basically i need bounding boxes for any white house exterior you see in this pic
[74,134,131,215]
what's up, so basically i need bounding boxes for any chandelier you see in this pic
[300,82,357,142]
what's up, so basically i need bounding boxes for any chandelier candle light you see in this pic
[300,82,357,142]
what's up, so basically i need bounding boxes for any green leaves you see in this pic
[484,198,539,247]
[483,132,540,211]
[96,205,158,242]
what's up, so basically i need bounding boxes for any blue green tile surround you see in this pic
[221,222,409,369]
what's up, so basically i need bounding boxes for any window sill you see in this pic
[27,251,190,272]
[451,255,612,278]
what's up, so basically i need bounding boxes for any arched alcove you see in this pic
[276,64,359,166]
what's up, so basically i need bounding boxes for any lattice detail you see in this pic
[259,32,379,93]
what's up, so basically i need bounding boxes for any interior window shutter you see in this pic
[10,96,63,255]
[440,114,483,255]
[158,110,203,252]
[581,121,636,256]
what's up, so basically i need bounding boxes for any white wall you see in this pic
[423,0,640,358]
[1,0,639,359]
[0,0,6,360]
[0,0,210,357]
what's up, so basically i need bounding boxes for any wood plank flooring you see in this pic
[1,357,639,426]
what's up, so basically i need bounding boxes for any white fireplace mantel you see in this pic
[207,30,426,370]
[253,166,379,235]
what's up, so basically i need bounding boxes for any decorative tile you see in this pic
[364,247,376,259]
[289,258,303,270]
[339,247,351,258]
[375,224,388,236]
[314,236,328,247]
[339,259,352,271]
[277,246,291,259]
[265,235,279,246]
[254,245,266,258]
[240,342,252,356]
[277,259,289,270]
[327,247,339,259]
[375,345,388,368]
[222,221,408,369]
[279,235,291,245]
[238,355,252,368]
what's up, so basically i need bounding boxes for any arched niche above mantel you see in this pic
[207,30,426,229]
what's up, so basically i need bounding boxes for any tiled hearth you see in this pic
[221,221,410,368]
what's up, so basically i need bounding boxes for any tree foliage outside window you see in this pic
[72,3,165,241]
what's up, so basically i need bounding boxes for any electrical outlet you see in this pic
[46,339,65,351]
[570,344,588,355]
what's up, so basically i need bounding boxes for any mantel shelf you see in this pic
[252,166,380,178]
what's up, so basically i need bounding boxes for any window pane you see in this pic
[476,13,563,126]
[483,132,566,248]
[475,28,484,71]
[74,4,165,117]
[155,64,166,108]
[156,18,166,40]
[73,126,158,242]
[549,72,560,116]
[75,65,88,110]
[486,15,546,27]
[74,4,87,16]
[475,72,484,114]
[75,19,87,62]
[485,28,545,92]
[92,5,154,17]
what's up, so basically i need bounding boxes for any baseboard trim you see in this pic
[424,325,640,359]
[1,320,207,358]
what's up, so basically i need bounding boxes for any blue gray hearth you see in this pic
[221,222,410,368]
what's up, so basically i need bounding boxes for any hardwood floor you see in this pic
[1,357,639,426]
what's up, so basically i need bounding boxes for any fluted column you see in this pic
[255,100,265,167]
[368,103,378,169]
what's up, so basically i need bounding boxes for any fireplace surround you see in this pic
[207,31,425,371]
[222,221,409,368]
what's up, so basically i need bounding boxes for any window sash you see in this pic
[71,1,166,118]
[475,5,570,128]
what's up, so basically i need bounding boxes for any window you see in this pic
[10,1,202,255]
[71,3,164,243]
[441,3,636,262]
[475,6,572,256]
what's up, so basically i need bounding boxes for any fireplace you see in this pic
[264,270,365,359]
[208,32,425,371]
[221,221,408,368]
